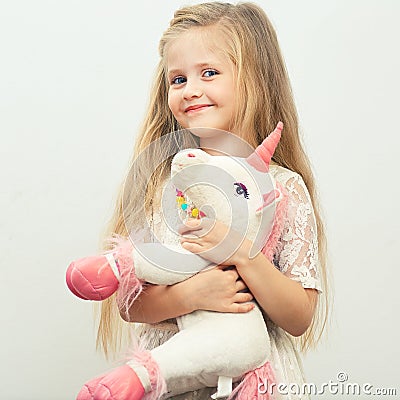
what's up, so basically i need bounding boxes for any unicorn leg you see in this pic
[76,349,166,400]
[76,373,107,400]
[76,365,144,400]
[66,253,120,301]
[149,307,272,398]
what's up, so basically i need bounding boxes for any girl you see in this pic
[89,2,329,399]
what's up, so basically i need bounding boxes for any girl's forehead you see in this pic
[165,27,231,68]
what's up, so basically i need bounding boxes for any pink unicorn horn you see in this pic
[246,121,283,172]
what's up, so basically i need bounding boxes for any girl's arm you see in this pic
[234,243,318,337]
[120,265,254,324]
[177,236,318,336]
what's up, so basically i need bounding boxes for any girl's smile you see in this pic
[185,104,214,114]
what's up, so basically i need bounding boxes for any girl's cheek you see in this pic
[167,91,178,114]
[167,91,172,109]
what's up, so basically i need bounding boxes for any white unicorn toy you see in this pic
[66,122,286,400]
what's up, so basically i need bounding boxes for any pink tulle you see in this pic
[123,334,167,400]
[227,362,276,400]
[135,351,167,400]
[104,235,145,317]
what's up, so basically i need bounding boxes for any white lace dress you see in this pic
[135,165,322,400]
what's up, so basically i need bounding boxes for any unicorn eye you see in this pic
[234,182,249,199]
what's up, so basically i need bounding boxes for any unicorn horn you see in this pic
[246,121,283,172]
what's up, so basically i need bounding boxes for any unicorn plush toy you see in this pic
[66,122,286,400]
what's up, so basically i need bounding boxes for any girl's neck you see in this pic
[199,133,253,158]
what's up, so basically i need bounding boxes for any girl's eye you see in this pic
[171,76,186,85]
[170,70,218,85]
[204,70,218,77]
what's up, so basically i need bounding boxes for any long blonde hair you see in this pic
[96,1,330,357]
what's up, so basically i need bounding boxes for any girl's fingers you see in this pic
[180,236,198,243]
[180,231,205,244]
[216,264,235,271]
[181,241,202,253]
[226,269,239,281]
[230,302,255,313]
[178,217,216,236]
[178,222,202,235]
[235,279,248,292]
[234,292,253,303]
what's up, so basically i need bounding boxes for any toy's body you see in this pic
[67,123,285,400]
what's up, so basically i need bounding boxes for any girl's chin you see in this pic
[183,123,230,133]
[185,128,233,141]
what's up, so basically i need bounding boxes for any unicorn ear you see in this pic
[255,189,282,214]
[246,121,283,172]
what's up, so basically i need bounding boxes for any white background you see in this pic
[1,1,399,399]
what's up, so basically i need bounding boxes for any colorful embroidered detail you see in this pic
[176,189,206,219]
[234,182,249,199]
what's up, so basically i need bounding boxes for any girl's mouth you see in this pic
[185,104,213,113]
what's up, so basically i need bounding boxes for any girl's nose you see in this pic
[183,79,202,100]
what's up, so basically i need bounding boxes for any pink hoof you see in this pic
[66,254,120,301]
[77,373,107,400]
[78,365,145,400]
[76,387,92,400]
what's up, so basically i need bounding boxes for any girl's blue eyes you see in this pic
[171,70,218,85]
[172,76,186,85]
[204,70,218,77]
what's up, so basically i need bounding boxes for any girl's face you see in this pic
[166,28,236,135]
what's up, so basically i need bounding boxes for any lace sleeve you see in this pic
[274,169,322,293]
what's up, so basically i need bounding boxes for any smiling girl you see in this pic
[77,2,329,399]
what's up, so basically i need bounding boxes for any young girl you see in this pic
[91,2,329,399]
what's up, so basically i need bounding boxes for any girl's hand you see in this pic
[180,265,255,313]
[178,217,251,266]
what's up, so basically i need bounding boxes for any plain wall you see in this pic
[1,1,399,398]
